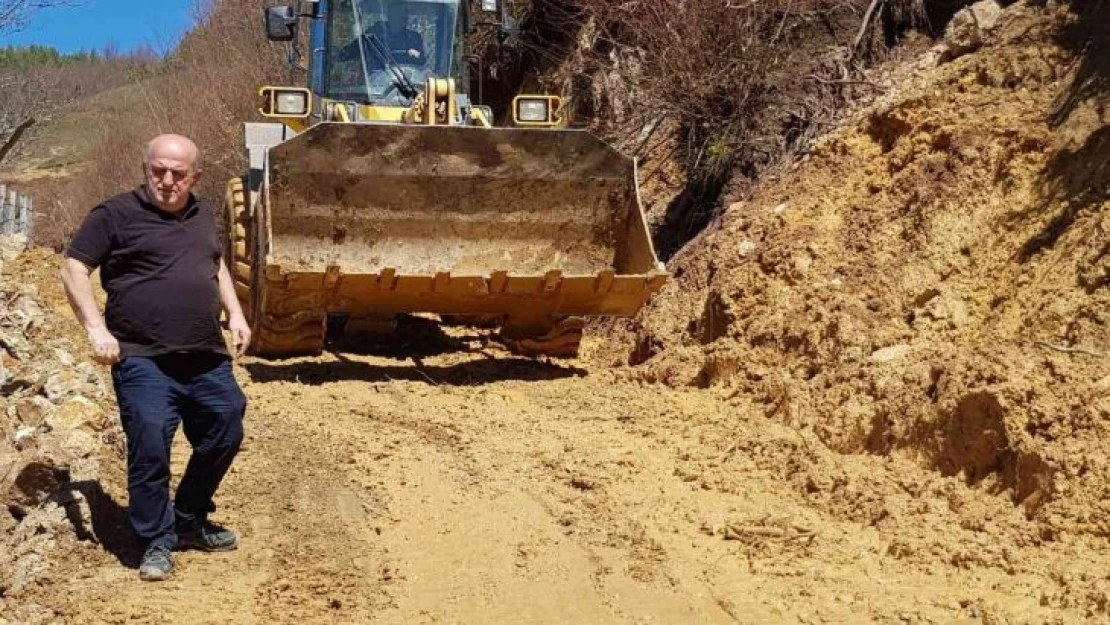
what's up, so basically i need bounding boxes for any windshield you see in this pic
[324,0,460,105]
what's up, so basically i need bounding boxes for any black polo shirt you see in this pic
[66,186,228,359]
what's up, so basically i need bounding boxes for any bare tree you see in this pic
[0,70,43,166]
[0,0,90,165]
[0,0,78,35]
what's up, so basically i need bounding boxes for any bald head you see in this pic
[145,134,200,170]
[143,134,203,213]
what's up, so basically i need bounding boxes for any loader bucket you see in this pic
[253,122,666,351]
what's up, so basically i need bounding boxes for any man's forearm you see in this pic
[60,258,106,331]
[217,260,245,319]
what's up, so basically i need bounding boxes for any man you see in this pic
[380,9,425,65]
[60,134,252,582]
[345,1,425,67]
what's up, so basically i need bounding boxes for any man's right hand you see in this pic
[87,326,120,365]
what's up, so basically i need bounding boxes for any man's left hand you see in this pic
[228,312,252,358]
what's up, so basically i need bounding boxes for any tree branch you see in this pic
[0,116,35,165]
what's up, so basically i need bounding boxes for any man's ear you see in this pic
[192,169,204,186]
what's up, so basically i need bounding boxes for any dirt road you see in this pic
[4,305,1093,624]
[4,6,1108,618]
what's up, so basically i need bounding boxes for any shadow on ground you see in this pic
[1048,0,1109,126]
[67,480,141,569]
[325,314,484,360]
[246,314,588,385]
[243,355,586,386]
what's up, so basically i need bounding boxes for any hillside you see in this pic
[595,0,1110,543]
[1,0,1109,623]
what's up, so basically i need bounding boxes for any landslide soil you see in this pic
[3,263,1106,623]
[3,4,1110,624]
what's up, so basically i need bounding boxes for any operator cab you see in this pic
[320,0,464,107]
[263,0,562,127]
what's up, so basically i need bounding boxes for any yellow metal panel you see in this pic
[357,105,407,122]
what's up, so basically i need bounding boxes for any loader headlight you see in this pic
[258,86,312,119]
[517,99,548,122]
[512,95,562,127]
[276,91,308,115]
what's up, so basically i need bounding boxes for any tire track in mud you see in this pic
[51,368,394,624]
[41,346,1101,624]
[253,376,635,624]
[242,354,744,624]
[241,403,390,622]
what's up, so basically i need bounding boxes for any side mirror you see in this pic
[265,5,298,42]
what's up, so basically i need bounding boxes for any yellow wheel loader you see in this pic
[230,0,666,358]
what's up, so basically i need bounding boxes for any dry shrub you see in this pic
[492,0,958,255]
[1,53,156,248]
[1,53,153,154]
[580,0,879,253]
[46,0,289,249]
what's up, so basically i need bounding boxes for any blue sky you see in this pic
[0,0,202,55]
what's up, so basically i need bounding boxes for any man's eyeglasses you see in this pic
[148,166,194,183]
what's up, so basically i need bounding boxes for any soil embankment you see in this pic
[2,2,1108,623]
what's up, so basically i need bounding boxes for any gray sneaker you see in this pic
[177,520,239,552]
[139,545,174,581]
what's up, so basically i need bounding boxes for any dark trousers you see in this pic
[111,353,246,551]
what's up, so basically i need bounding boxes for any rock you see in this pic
[43,396,108,433]
[67,457,100,483]
[5,553,47,597]
[53,485,95,541]
[737,240,756,257]
[0,234,28,262]
[43,369,96,403]
[0,503,14,535]
[75,362,107,398]
[792,254,812,278]
[4,453,69,509]
[9,503,71,560]
[942,0,1003,61]
[58,430,98,459]
[949,300,970,328]
[0,436,17,480]
[922,295,970,329]
[53,348,75,367]
[11,425,36,450]
[869,344,912,364]
[968,0,1002,30]
[12,500,72,540]
[0,329,32,361]
[916,47,943,70]
[13,396,55,428]
[11,291,45,329]
[0,363,37,397]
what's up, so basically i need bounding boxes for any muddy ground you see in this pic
[2,2,1109,623]
[0,244,1103,624]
